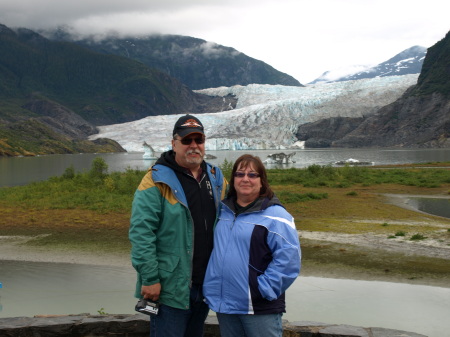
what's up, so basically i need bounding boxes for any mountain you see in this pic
[310,46,427,84]
[89,75,418,152]
[298,32,450,148]
[0,23,236,156]
[90,29,450,151]
[0,24,234,125]
[1,22,447,156]
[43,29,303,89]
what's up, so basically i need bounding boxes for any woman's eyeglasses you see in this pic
[177,137,205,145]
[233,172,260,179]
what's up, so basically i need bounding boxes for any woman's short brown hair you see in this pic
[227,154,274,200]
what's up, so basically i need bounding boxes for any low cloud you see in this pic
[1,0,448,83]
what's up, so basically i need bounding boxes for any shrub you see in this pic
[219,158,234,181]
[307,164,322,176]
[410,233,427,241]
[277,191,328,204]
[89,157,108,180]
[104,176,116,192]
[62,165,75,179]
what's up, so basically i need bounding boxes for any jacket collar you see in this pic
[222,195,283,214]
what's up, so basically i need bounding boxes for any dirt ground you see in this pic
[2,217,448,265]
[302,229,450,260]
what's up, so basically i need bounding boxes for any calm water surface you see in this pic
[0,260,449,337]
[407,197,450,219]
[2,148,450,187]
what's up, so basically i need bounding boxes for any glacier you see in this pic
[89,74,418,152]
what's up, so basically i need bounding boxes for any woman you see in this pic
[203,154,301,337]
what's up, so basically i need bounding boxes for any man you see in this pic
[129,114,228,337]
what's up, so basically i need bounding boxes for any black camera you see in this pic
[135,299,160,315]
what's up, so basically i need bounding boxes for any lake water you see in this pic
[407,197,450,219]
[2,147,450,187]
[0,260,449,337]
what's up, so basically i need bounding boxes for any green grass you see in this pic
[266,164,450,188]
[1,159,449,212]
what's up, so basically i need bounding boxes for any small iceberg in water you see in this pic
[264,152,296,164]
[334,158,374,166]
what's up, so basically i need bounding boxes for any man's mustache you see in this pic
[187,150,202,155]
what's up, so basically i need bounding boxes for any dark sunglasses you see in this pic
[233,172,260,179]
[177,137,205,145]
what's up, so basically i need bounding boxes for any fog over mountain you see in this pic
[44,32,302,89]
[89,74,418,152]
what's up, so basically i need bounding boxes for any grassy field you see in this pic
[1,158,449,286]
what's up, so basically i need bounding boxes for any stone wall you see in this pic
[0,314,427,337]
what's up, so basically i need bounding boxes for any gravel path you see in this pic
[300,229,450,260]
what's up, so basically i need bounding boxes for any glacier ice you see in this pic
[89,74,418,152]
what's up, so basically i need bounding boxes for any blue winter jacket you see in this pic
[203,195,301,315]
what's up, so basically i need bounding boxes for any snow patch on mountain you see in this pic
[89,74,418,152]
[310,46,426,84]
[308,64,375,83]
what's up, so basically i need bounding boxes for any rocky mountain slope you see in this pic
[310,46,427,84]
[298,32,450,148]
[44,29,302,89]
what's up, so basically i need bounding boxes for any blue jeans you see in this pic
[216,312,283,337]
[149,284,209,337]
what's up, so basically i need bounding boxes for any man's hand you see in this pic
[141,283,161,301]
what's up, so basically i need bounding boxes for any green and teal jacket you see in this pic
[129,160,227,310]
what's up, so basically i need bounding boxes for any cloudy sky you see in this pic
[1,0,448,83]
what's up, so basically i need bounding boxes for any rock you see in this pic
[296,117,365,148]
[333,92,450,148]
[0,314,428,337]
[22,98,98,139]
